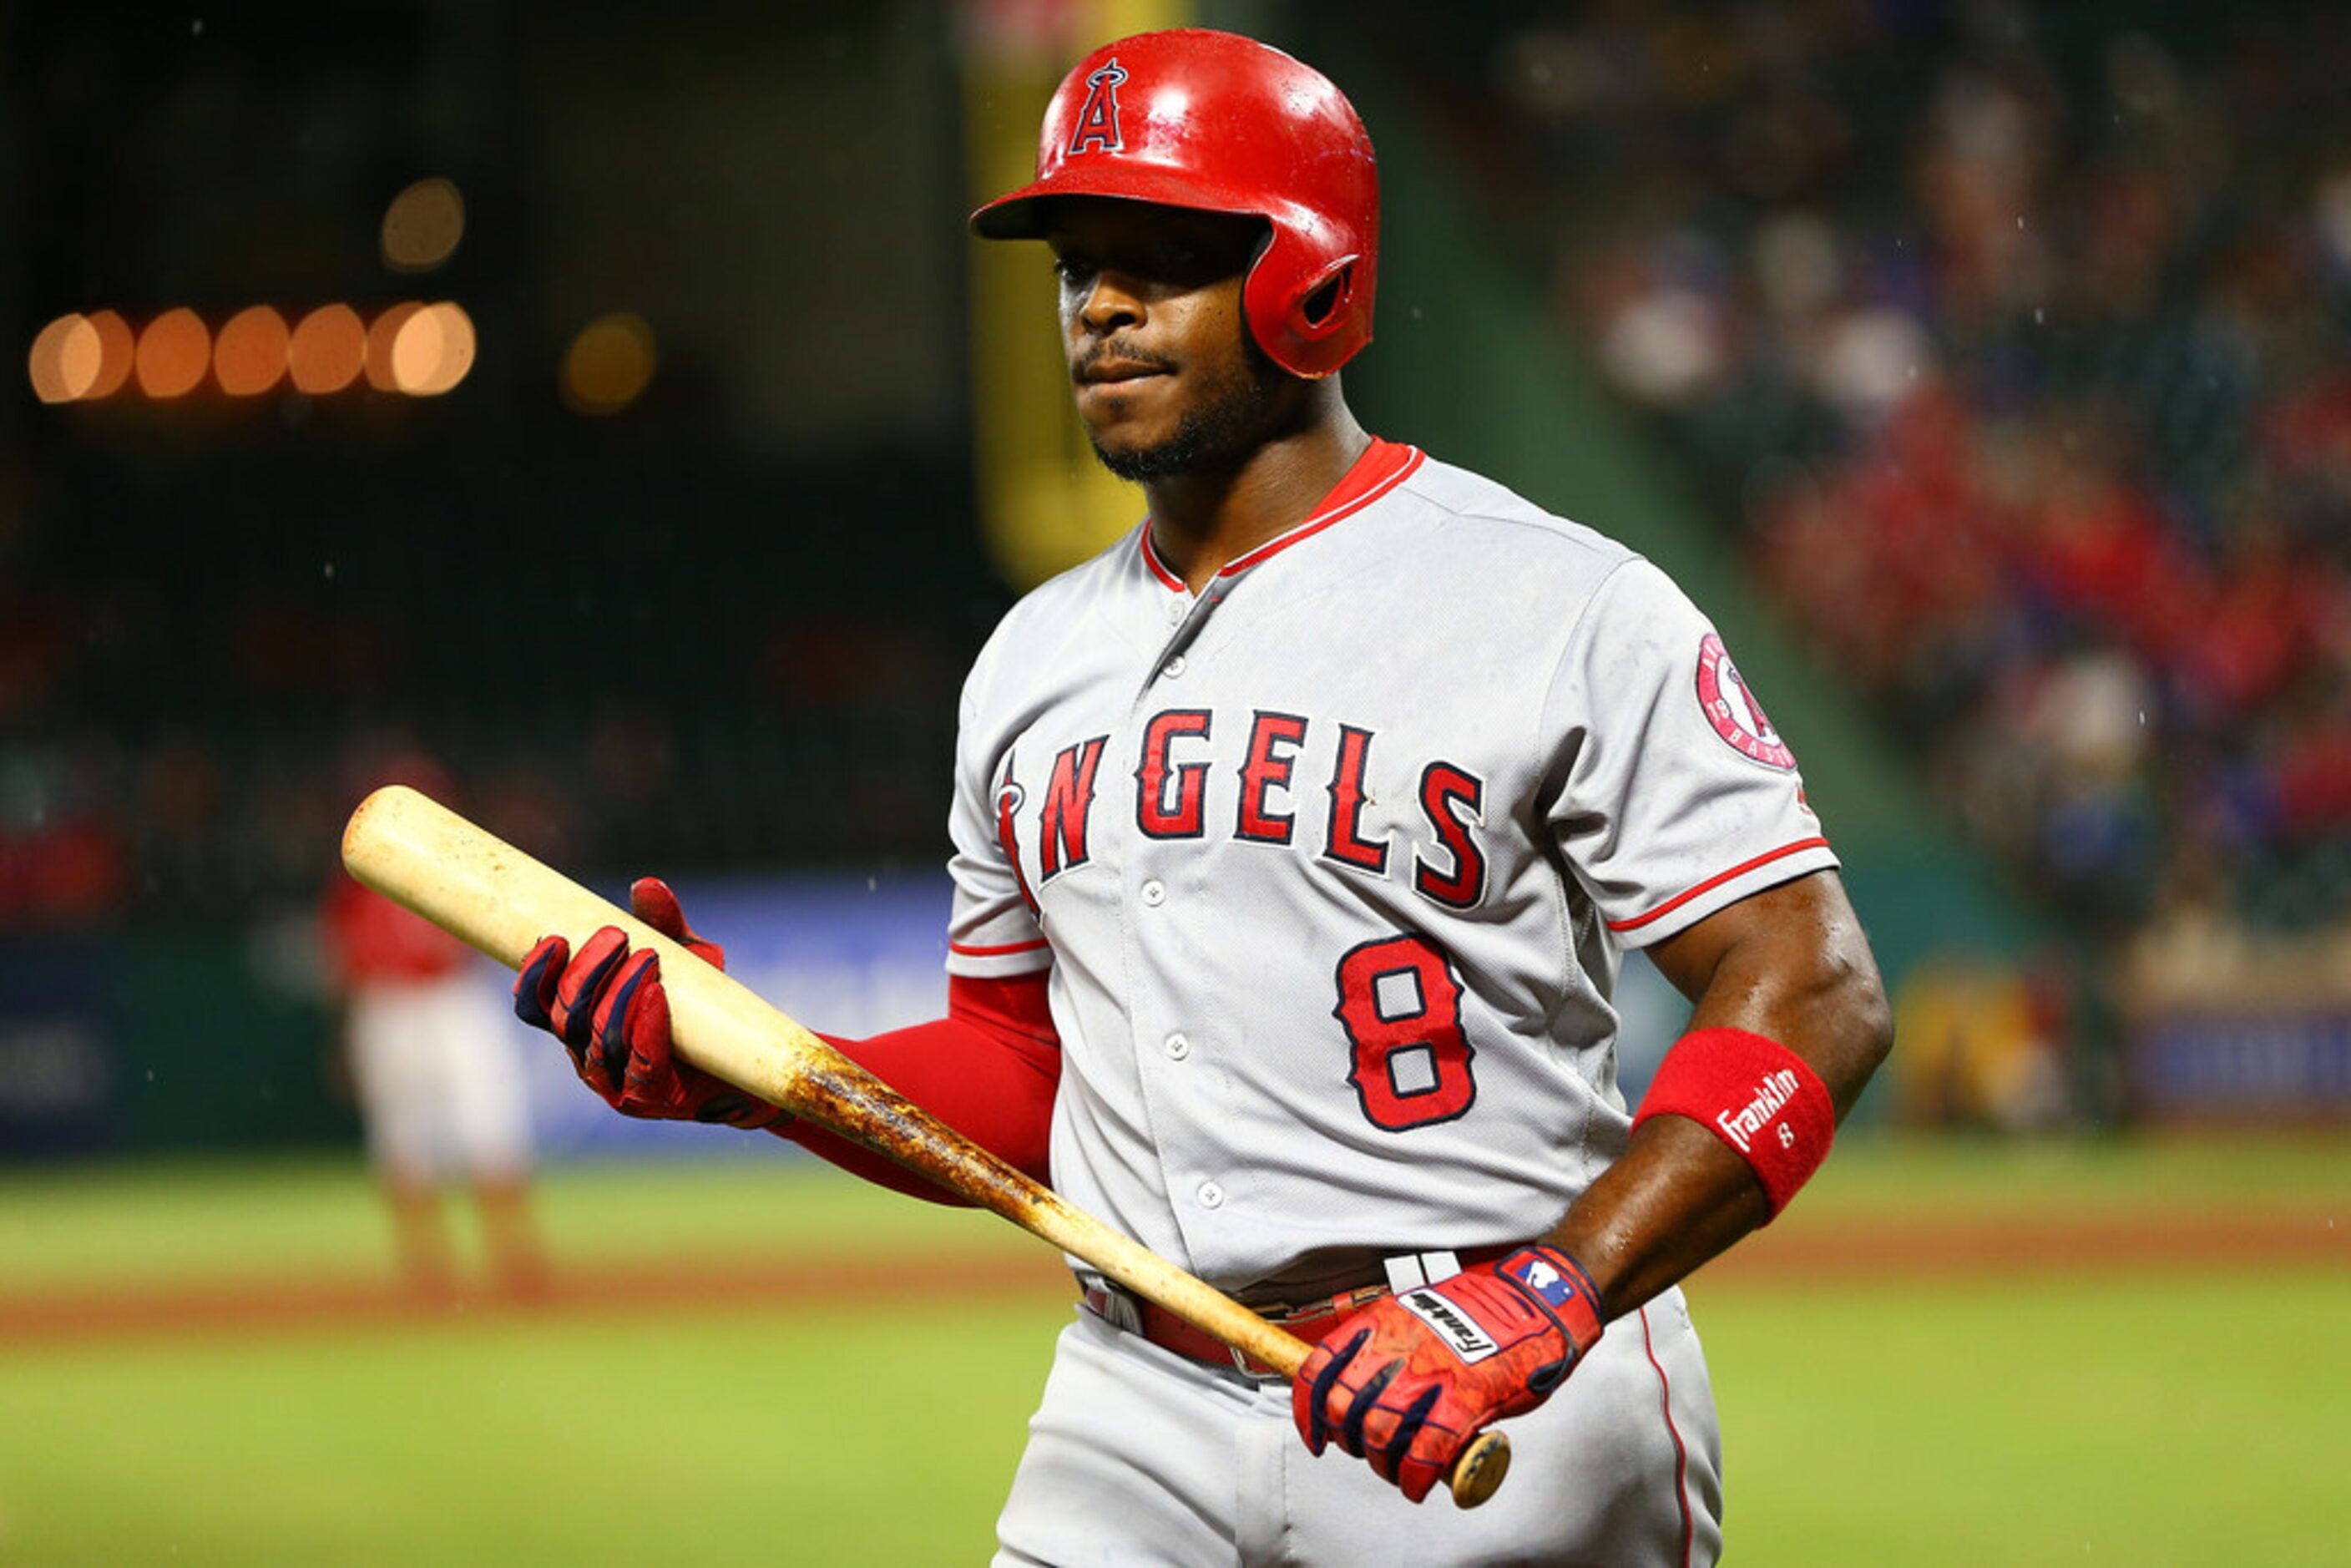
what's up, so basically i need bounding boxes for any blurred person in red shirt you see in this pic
[321,754,544,1297]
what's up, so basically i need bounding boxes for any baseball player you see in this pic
[323,861,546,1297]
[511,29,1890,1564]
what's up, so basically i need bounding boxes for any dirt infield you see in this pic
[3,1208,2339,1347]
[0,1252,1070,1346]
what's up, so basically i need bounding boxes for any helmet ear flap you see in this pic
[1248,250,1366,379]
[1294,258,1358,332]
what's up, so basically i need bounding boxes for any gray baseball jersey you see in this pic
[944,439,1836,1295]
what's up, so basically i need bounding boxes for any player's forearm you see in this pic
[1553,879,1893,1317]
[1548,1118,1771,1315]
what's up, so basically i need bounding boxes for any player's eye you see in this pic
[1052,255,1096,289]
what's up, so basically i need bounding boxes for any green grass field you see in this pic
[2,1137,2344,1565]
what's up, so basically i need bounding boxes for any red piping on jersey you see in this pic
[1141,531,1187,592]
[1138,439,1424,590]
[1605,837,1832,933]
[948,936,1050,957]
[1641,1306,1696,1568]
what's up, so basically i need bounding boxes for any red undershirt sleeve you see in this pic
[770,969,1059,1205]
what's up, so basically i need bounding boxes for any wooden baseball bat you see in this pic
[340,784,1512,1508]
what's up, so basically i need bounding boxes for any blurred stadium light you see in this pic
[287,303,366,393]
[28,300,477,402]
[25,313,95,403]
[380,176,466,273]
[212,305,291,397]
[559,311,657,416]
[131,306,209,397]
[388,301,474,395]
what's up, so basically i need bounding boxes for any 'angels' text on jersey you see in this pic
[998,713,1486,914]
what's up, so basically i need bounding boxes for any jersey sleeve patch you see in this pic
[1543,560,1835,948]
[1695,632,1795,771]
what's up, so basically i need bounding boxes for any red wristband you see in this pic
[1632,1027,1834,1220]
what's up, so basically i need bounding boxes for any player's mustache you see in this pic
[1074,341,1178,379]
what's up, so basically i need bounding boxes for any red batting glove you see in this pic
[512,878,786,1130]
[1292,1246,1605,1503]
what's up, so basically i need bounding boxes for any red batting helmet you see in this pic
[970,28,1379,380]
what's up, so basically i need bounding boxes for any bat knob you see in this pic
[1449,1430,1511,1509]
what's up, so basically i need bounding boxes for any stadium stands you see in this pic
[1370,1,2351,943]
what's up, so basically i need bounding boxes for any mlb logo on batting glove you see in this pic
[1496,1247,1604,1391]
[1502,1247,1593,1313]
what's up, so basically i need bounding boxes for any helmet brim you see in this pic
[968,164,1270,240]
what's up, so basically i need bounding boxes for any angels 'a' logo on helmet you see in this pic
[1066,60,1129,155]
[1695,632,1797,770]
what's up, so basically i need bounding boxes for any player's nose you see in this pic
[1076,270,1146,336]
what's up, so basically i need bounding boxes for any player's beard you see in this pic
[1086,335,1293,483]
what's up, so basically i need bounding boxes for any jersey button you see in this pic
[1162,655,1187,679]
[1165,597,1187,626]
[1196,1181,1225,1209]
[1140,879,1166,907]
[1164,1031,1191,1060]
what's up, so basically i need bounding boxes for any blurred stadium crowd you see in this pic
[1378,3,2351,993]
[0,444,988,926]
